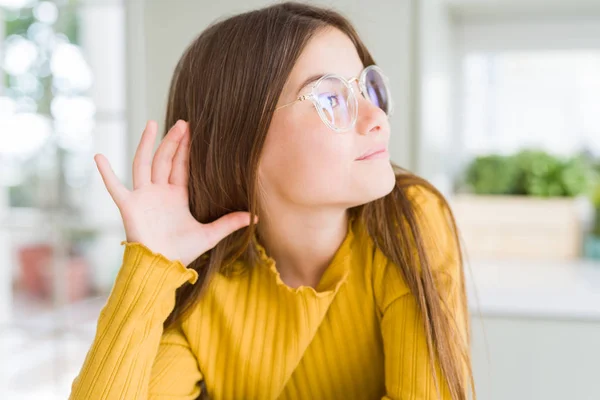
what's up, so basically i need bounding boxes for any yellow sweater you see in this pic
[70,187,464,399]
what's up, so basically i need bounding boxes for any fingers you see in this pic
[169,122,191,187]
[94,153,129,206]
[203,212,256,250]
[132,120,158,190]
[152,120,187,185]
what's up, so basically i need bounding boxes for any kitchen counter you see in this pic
[466,258,600,320]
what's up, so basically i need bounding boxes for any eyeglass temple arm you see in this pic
[275,94,312,111]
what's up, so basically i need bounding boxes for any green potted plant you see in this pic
[583,182,600,260]
[452,150,594,260]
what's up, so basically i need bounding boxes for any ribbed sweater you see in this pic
[69,185,465,399]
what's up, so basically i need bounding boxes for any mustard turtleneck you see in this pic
[69,185,464,399]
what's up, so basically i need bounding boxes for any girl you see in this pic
[70,2,474,399]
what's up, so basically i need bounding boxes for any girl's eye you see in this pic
[326,95,339,108]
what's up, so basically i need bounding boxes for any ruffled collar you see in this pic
[253,215,356,298]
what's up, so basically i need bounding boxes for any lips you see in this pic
[356,145,388,160]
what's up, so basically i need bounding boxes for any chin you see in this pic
[351,166,396,206]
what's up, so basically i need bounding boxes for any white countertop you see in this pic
[466,258,600,321]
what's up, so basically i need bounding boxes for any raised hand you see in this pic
[93,120,254,267]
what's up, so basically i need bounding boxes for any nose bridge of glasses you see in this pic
[347,76,361,92]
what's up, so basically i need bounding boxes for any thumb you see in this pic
[202,212,257,250]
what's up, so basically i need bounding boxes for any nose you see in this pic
[354,93,386,136]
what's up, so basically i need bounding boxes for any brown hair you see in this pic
[162,2,474,399]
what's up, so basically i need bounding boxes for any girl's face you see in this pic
[258,28,395,211]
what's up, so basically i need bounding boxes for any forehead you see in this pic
[285,28,364,90]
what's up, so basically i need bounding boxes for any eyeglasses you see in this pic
[275,65,393,133]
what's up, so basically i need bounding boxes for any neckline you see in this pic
[253,215,356,298]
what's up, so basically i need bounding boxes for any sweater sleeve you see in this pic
[375,185,469,399]
[69,241,203,400]
[380,293,454,400]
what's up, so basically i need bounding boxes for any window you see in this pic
[462,50,600,157]
[0,1,126,397]
[457,18,600,158]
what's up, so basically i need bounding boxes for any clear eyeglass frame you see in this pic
[275,65,394,133]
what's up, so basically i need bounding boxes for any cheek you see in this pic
[261,111,354,201]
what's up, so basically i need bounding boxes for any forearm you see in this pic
[69,242,198,400]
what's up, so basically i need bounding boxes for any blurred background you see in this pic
[1,0,599,399]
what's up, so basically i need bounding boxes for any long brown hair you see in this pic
[162,2,474,399]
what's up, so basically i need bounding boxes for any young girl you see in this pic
[70,2,474,399]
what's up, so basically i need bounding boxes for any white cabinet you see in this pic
[468,260,600,399]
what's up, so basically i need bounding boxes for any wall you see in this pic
[472,315,600,400]
[415,0,457,195]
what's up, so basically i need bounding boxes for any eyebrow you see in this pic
[294,67,366,96]
[296,73,325,96]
